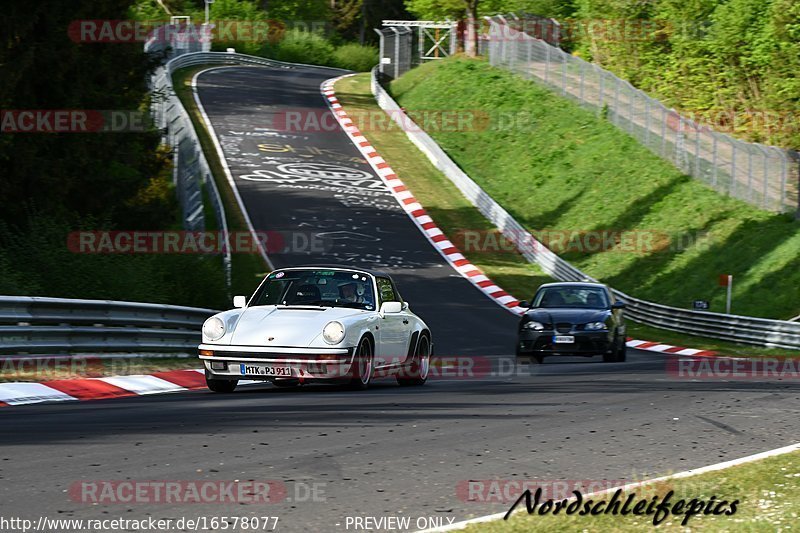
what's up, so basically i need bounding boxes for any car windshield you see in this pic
[248,269,376,310]
[532,286,609,309]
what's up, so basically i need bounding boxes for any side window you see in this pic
[376,277,398,303]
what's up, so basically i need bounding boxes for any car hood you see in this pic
[524,308,610,325]
[229,306,366,347]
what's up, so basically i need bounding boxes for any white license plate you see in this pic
[553,335,575,344]
[239,364,293,377]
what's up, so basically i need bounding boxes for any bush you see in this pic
[262,29,335,66]
[332,43,379,72]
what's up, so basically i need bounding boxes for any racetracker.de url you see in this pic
[0,516,279,532]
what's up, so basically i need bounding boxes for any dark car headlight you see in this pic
[584,321,608,331]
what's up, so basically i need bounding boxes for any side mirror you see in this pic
[380,301,403,315]
[233,295,247,308]
[612,300,626,309]
[401,301,409,311]
[517,300,530,309]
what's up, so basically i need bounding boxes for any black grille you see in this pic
[555,323,573,333]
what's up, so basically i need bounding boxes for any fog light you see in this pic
[210,361,226,370]
[199,349,214,356]
[318,354,339,361]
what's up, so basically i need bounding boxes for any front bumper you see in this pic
[199,344,355,381]
[517,330,613,356]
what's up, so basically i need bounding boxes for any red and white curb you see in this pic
[0,370,210,407]
[420,440,800,532]
[321,76,522,316]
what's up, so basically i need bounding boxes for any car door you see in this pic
[375,277,409,367]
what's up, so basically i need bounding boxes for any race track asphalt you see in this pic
[1,65,797,532]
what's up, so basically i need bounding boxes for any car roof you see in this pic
[537,281,607,289]
[273,265,392,278]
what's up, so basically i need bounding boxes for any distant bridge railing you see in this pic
[371,67,800,350]
[0,296,217,355]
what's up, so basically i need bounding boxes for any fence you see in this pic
[371,67,800,349]
[143,21,211,58]
[148,50,343,285]
[486,15,799,214]
[375,26,413,79]
[0,296,216,355]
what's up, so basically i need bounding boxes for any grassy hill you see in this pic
[387,57,799,320]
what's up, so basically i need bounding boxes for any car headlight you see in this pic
[202,316,226,341]
[322,321,345,344]
[523,321,545,331]
[585,321,608,331]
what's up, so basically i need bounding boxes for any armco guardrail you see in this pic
[0,296,217,355]
[371,67,800,350]
[486,15,799,214]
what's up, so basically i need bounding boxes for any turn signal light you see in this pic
[199,349,214,356]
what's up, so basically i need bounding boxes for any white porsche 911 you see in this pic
[198,266,432,392]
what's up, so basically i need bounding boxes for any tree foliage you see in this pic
[461,0,798,148]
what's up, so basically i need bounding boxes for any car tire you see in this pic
[349,336,374,390]
[397,334,430,386]
[205,372,238,393]
[516,345,543,364]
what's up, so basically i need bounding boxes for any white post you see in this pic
[726,275,733,314]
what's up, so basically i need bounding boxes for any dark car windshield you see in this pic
[532,286,609,309]
[248,269,376,310]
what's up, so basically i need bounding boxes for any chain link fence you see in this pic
[487,15,799,214]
